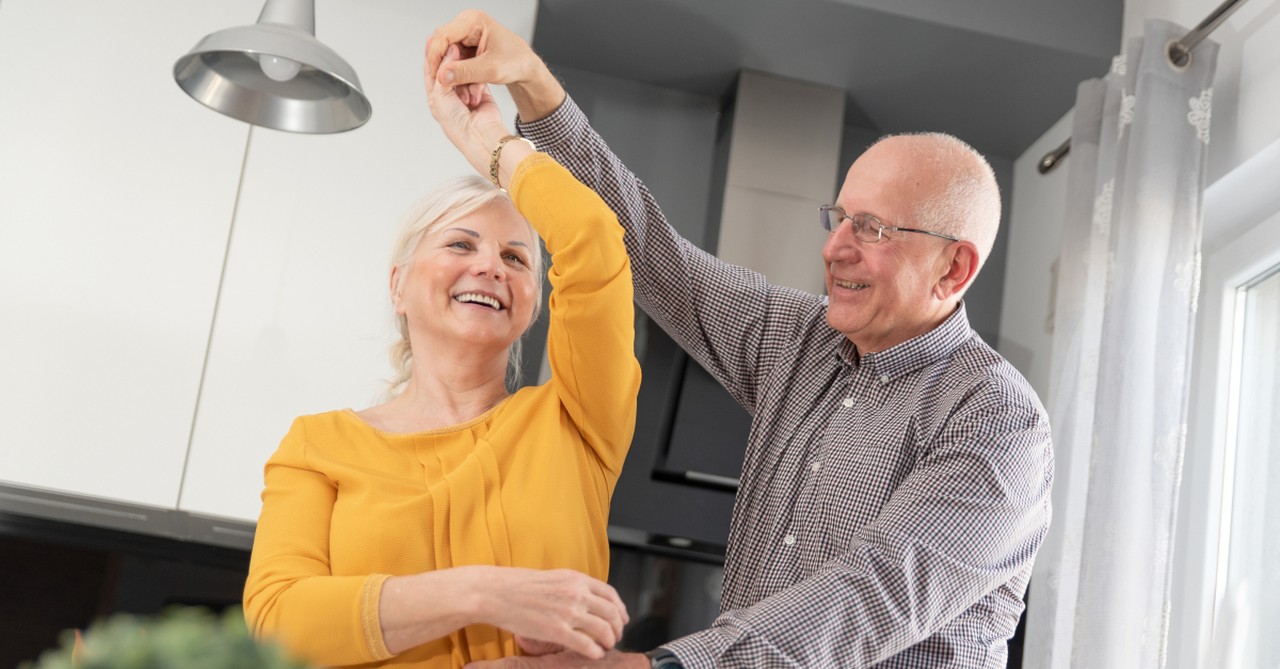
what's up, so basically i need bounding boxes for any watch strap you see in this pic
[644,648,685,669]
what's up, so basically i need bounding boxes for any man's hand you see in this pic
[425,10,566,121]
[465,649,651,669]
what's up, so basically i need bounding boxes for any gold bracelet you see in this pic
[488,134,527,189]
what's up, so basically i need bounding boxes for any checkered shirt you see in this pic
[518,97,1053,669]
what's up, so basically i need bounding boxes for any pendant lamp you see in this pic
[173,0,371,133]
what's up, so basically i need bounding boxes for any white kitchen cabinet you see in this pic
[0,0,257,520]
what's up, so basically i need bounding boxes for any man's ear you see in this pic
[390,266,406,315]
[935,241,980,300]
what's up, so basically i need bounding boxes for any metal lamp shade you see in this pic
[174,0,371,134]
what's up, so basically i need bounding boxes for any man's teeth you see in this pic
[455,293,501,309]
[835,280,868,290]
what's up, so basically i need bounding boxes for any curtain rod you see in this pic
[1037,0,1250,175]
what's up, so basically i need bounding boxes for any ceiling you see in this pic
[531,0,1125,160]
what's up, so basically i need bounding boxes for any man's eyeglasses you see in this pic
[819,205,960,244]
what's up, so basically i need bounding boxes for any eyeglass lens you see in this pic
[821,207,881,242]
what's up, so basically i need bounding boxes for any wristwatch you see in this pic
[644,648,685,669]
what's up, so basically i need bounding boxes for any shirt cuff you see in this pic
[661,623,746,669]
[360,573,393,661]
[515,94,587,151]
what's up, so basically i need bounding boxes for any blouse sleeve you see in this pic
[508,154,641,478]
[242,417,392,667]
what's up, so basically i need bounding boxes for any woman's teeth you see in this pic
[455,293,501,309]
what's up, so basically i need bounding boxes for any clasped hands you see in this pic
[424,10,564,188]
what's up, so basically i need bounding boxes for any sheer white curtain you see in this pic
[1025,19,1219,668]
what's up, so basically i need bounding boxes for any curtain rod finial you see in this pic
[1038,139,1071,174]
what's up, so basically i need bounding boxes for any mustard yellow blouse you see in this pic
[243,155,640,668]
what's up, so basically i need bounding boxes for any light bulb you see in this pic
[259,54,301,82]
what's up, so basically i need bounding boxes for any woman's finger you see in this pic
[572,608,618,651]
[556,627,608,660]
[587,580,629,625]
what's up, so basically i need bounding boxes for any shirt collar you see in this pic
[836,302,973,380]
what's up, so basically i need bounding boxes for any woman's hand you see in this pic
[474,567,630,660]
[378,566,628,659]
[426,44,509,178]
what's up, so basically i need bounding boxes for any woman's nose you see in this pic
[473,245,505,278]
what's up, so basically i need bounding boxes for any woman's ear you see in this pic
[935,241,980,300]
[390,265,406,315]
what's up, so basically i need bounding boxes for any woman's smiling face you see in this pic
[395,199,539,353]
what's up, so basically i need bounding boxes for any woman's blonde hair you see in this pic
[385,175,545,398]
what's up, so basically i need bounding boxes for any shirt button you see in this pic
[879,374,891,384]
[783,534,796,546]
[841,397,854,408]
[811,461,821,473]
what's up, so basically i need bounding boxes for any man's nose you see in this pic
[823,224,860,262]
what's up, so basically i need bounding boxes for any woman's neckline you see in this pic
[341,396,511,437]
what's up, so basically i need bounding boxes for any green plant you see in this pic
[22,606,312,669]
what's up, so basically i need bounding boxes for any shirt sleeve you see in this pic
[662,384,1054,667]
[242,417,392,667]
[516,99,822,416]
[508,154,642,478]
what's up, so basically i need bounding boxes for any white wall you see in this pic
[997,112,1072,400]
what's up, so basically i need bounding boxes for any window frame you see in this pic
[1173,165,1280,668]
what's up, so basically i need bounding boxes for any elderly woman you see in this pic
[242,45,641,668]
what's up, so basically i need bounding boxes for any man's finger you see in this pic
[426,11,490,78]
[440,56,492,88]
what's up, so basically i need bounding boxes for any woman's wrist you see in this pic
[456,565,497,625]
[490,135,535,190]
[379,568,485,654]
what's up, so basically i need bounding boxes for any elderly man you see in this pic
[428,12,1053,669]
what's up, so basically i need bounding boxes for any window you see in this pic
[1174,182,1280,668]
[1209,264,1280,665]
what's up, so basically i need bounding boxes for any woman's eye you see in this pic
[448,240,472,251]
[504,253,529,267]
